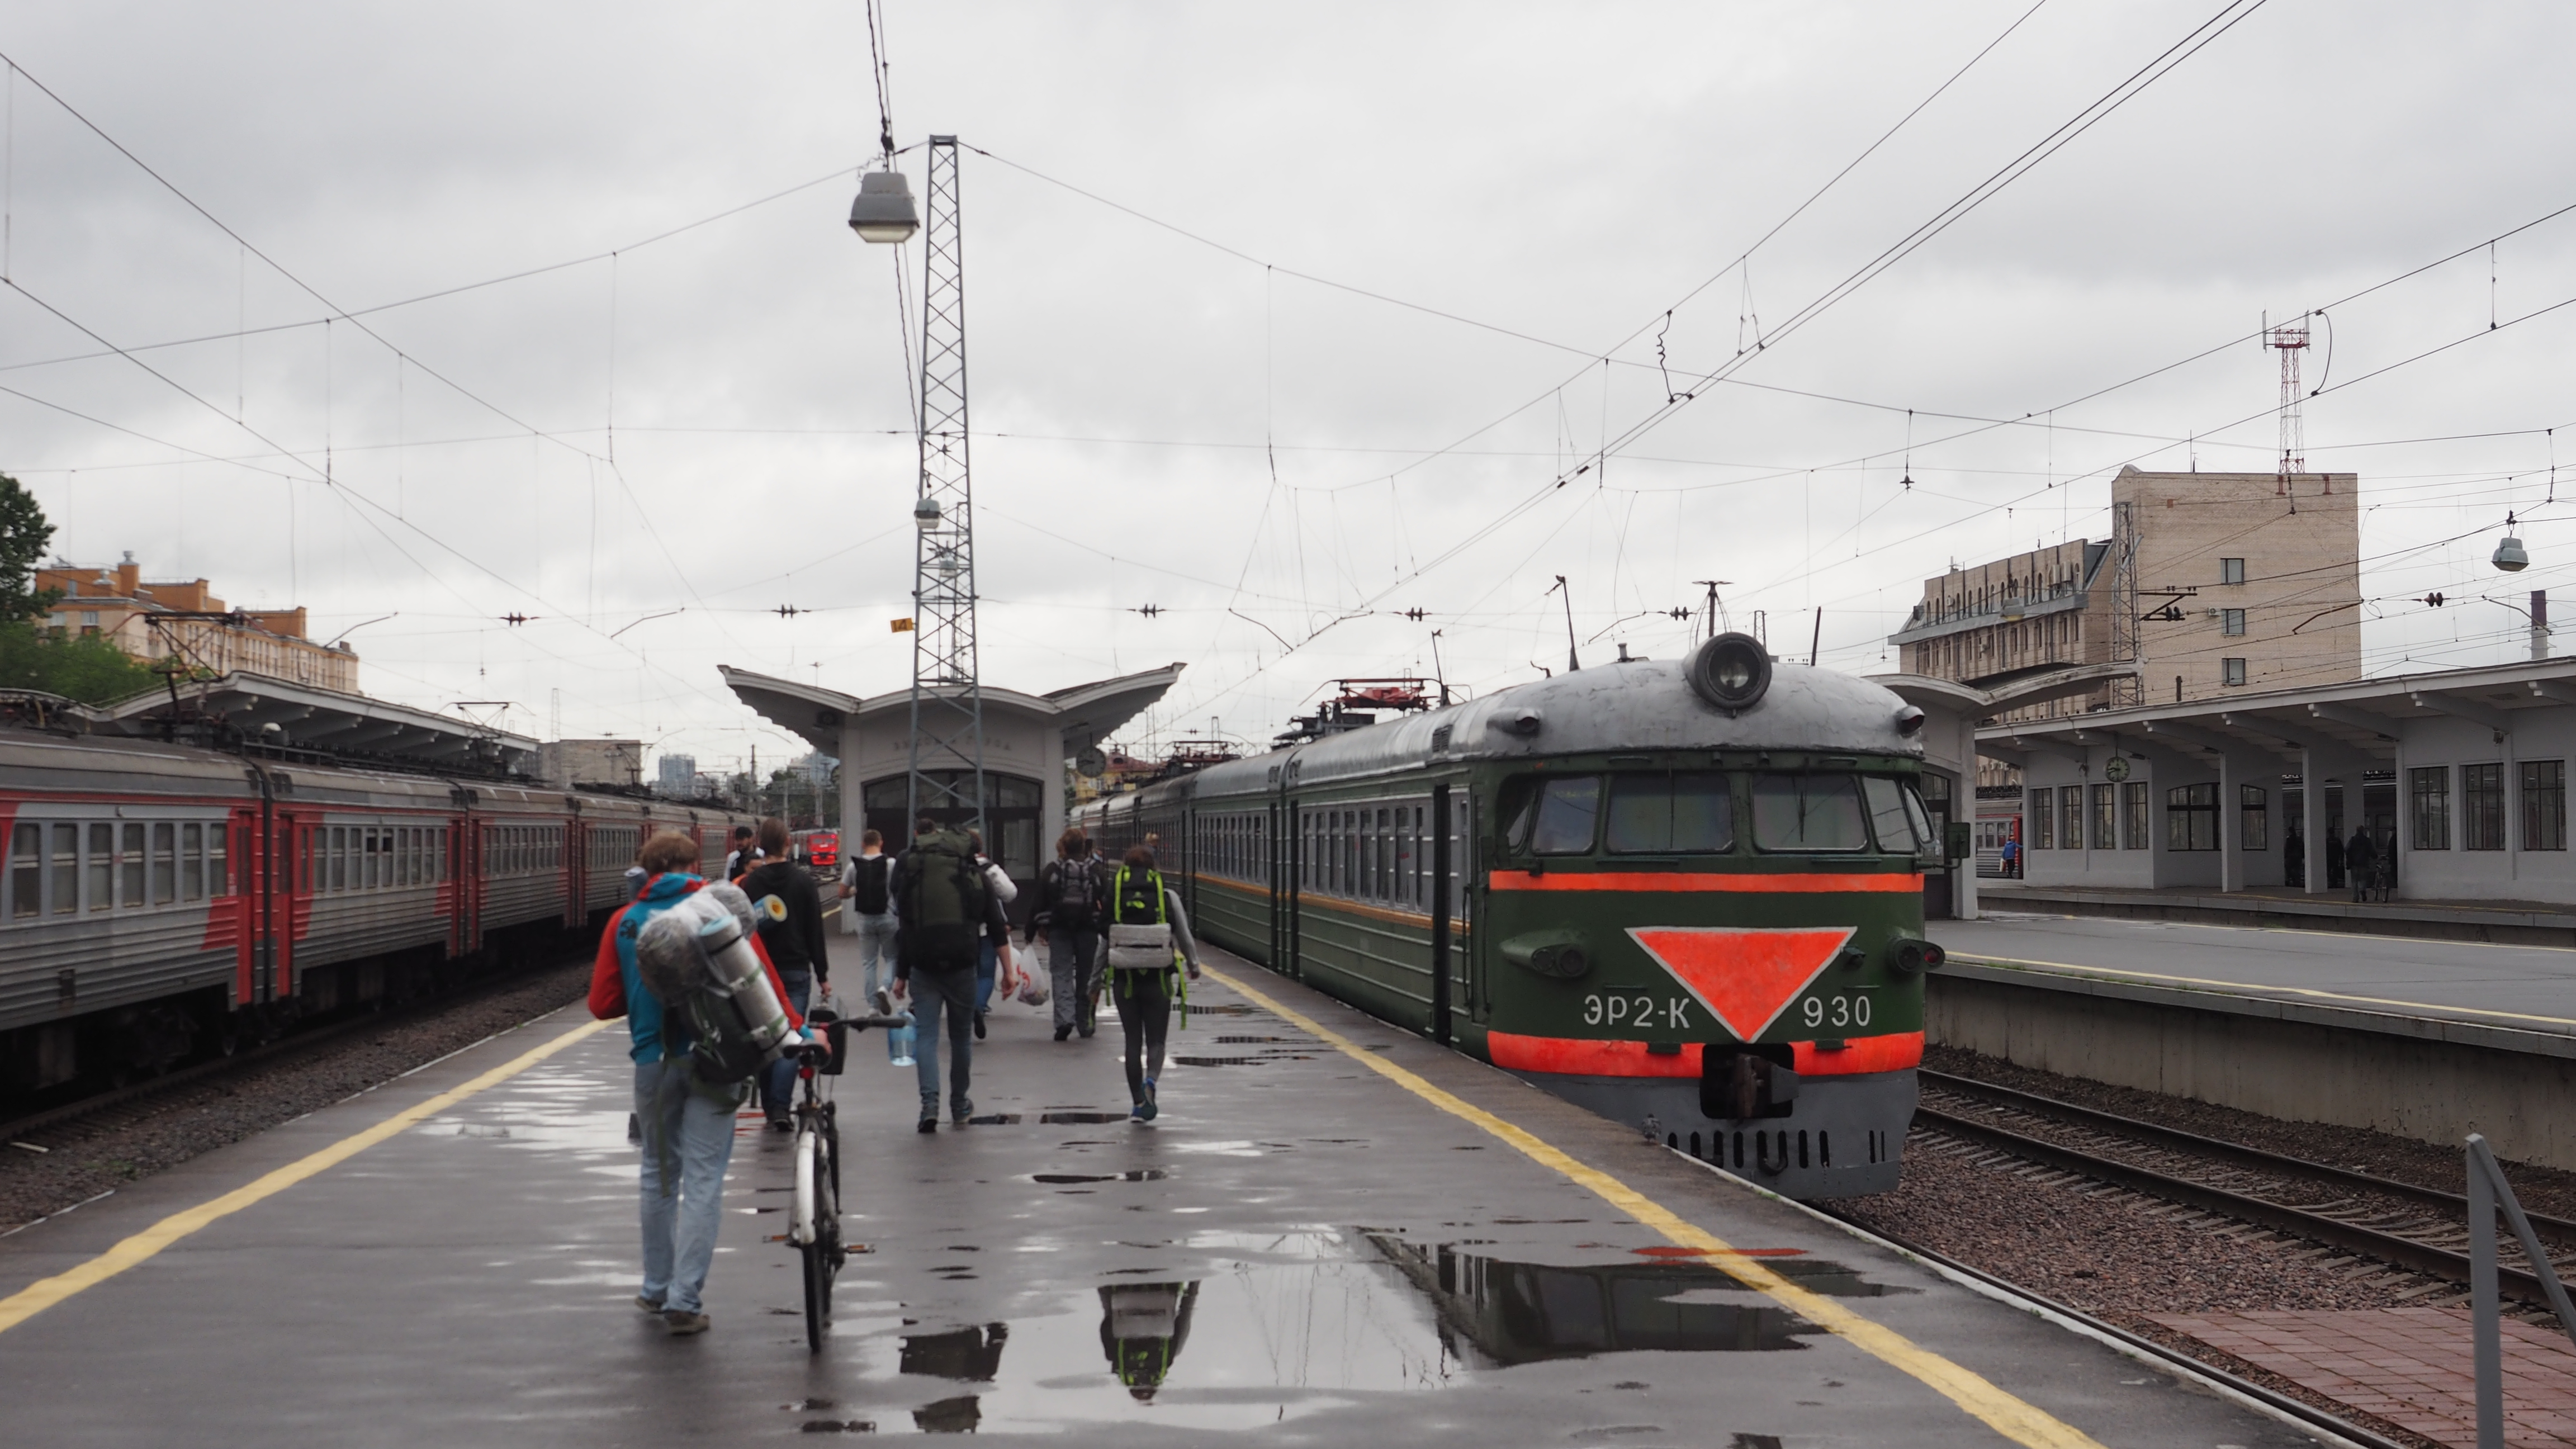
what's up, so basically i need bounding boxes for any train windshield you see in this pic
[1860,776,1941,863]
[1749,774,1869,853]
[1605,773,1733,854]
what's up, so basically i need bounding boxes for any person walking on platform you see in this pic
[839,829,899,1001]
[722,825,756,882]
[2345,825,2377,905]
[967,830,1019,1040]
[741,818,831,1131]
[1102,846,1200,1122]
[589,830,804,1336]
[892,816,1015,1131]
[1033,828,1106,1041]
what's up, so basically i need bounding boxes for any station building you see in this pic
[719,663,1182,890]
[1963,655,2576,903]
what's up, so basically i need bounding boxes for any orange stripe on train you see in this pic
[1488,1030,1923,1078]
[1485,871,1923,894]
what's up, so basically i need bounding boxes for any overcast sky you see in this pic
[4,2,2574,776]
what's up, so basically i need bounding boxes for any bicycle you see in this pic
[788,990,910,1353]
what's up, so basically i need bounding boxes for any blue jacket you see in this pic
[594,873,702,1064]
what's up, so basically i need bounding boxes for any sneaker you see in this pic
[1129,1102,1149,1123]
[1077,1027,1095,1039]
[626,1112,641,1143]
[634,1294,664,1313]
[1053,1025,1072,1042]
[765,1110,792,1133]
[662,1310,711,1336]
[917,1117,938,1134]
[1139,1078,1159,1122]
[973,1010,988,1040]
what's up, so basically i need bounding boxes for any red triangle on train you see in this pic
[1625,926,1856,1041]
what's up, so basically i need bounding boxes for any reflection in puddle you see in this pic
[1033,1170,1170,1185]
[1101,1282,1197,1400]
[1367,1234,1824,1362]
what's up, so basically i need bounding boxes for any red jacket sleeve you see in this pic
[589,905,632,1020]
[749,932,805,1031]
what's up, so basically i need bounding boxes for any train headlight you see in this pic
[1687,632,1772,714]
[1887,938,1947,974]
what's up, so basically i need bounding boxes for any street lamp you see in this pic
[914,495,941,531]
[2494,513,2531,572]
[848,170,919,244]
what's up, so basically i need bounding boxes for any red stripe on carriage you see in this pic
[1488,1029,1922,1078]
[1486,871,1923,894]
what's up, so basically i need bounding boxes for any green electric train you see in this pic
[1075,634,1947,1199]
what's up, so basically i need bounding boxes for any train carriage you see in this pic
[1081,636,1948,1199]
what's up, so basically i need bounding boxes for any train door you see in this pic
[1284,797,1303,981]
[1457,789,1484,1024]
[457,817,483,954]
[273,813,301,1001]
[234,811,267,1006]
[563,819,583,927]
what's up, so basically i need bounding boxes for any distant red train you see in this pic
[0,724,754,1097]
[794,830,840,870]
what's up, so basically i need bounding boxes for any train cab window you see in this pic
[11,822,38,917]
[153,823,176,904]
[1606,773,1735,855]
[1860,776,1940,864]
[1527,776,1603,855]
[120,822,146,907]
[183,824,205,900]
[87,823,112,911]
[1750,774,1869,853]
[51,823,76,915]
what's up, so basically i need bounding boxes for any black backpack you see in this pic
[1052,857,1098,929]
[851,854,893,915]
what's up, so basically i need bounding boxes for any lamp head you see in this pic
[848,171,919,244]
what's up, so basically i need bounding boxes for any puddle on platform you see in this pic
[828,1227,1884,1432]
[1040,1112,1130,1125]
[1031,1170,1169,1185]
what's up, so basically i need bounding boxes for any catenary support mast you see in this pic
[905,135,986,844]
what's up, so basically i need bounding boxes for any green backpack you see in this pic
[899,827,991,967]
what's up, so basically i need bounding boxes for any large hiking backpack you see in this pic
[1052,856,1099,929]
[899,828,991,967]
[634,882,797,1085]
[1104,865,1173,971]
[851,854,893,915]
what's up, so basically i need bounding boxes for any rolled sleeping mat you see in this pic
[1105,921,1174,972]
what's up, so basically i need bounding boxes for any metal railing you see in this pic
[2468,1133,2576,1448]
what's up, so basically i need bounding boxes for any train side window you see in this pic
[183,823,205,900]
[326,827,343,892]
[88,822,113,911]
[121,821,146,907]
[1531,777,1603,855]
[51,822,77,915]
[10,822,39,918]
[153,823,177,904]
[1750,774,1869,853]
[212,825,230,896]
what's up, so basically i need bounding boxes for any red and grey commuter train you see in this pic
[0,723,753,1096]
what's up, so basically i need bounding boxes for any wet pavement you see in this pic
[1940,913,2576,1031]
[0,949,2332,1446]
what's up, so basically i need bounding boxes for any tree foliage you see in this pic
[0,472,61,625]
[0,622,164,705]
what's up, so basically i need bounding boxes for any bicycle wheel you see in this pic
[802,1241,827,1353]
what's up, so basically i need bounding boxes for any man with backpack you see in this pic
[740,818,831,1131]
[840,828,898,1004]
[1102,845,1200,1123]
[891,815,1015,1131]
[1032,828,1107,1041]
[588,830,805,1336]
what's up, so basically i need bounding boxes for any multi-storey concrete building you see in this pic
[655,752,698,796]
[34,552,357,693]
[535,738,643,788]
[1890,467,2360,714]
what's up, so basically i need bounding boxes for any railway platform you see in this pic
[0,950,2326,1447]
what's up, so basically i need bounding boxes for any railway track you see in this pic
[1912,1068,2576,1311]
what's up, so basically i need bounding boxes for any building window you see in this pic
[2240,785,2267,852]
[2220,608,2246,637]
[2061,787,2083,854]
[2222,658,2247,686]
[2091,783,2116,851]
[2166,783,2217,851]
[2028,790,2052,849]
[2524,761,2567,851]
[2122,781,2149,849]
[2410,766,2451,851]
[2461,763,2505,851]
[2219,558,2245,585]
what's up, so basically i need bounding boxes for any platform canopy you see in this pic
[92,671,542,774]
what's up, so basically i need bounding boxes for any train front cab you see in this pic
[1472,755,1938,1200]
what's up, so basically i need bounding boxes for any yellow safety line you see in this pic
[0,1017,611,1336]
[1200,964,2105,1449]
[1954,953,2576,1030]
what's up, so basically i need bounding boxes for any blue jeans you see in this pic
[759,968,814,1119]
[850,911,898,1003]
[908,962,977,1121]
[976,939,998,1013]
[633,1058,745,1314]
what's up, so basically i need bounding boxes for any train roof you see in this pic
[1161,657,1923,804]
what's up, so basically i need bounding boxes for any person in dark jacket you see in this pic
[2345,826,2377,904]
[2283,827,2305,889]
[1031,828,1107,1041]
[891,816,1017,1131]
[740,818,831,1130]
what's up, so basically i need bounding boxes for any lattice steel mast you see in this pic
[904,136,986,841]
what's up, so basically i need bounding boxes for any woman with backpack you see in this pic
[1032,828,1106,1041]
[1102,845,1200,1122]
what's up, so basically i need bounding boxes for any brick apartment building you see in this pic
[34,552,359,693]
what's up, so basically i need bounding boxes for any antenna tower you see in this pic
[2268,318,2308,491]
[904,136,987,843]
